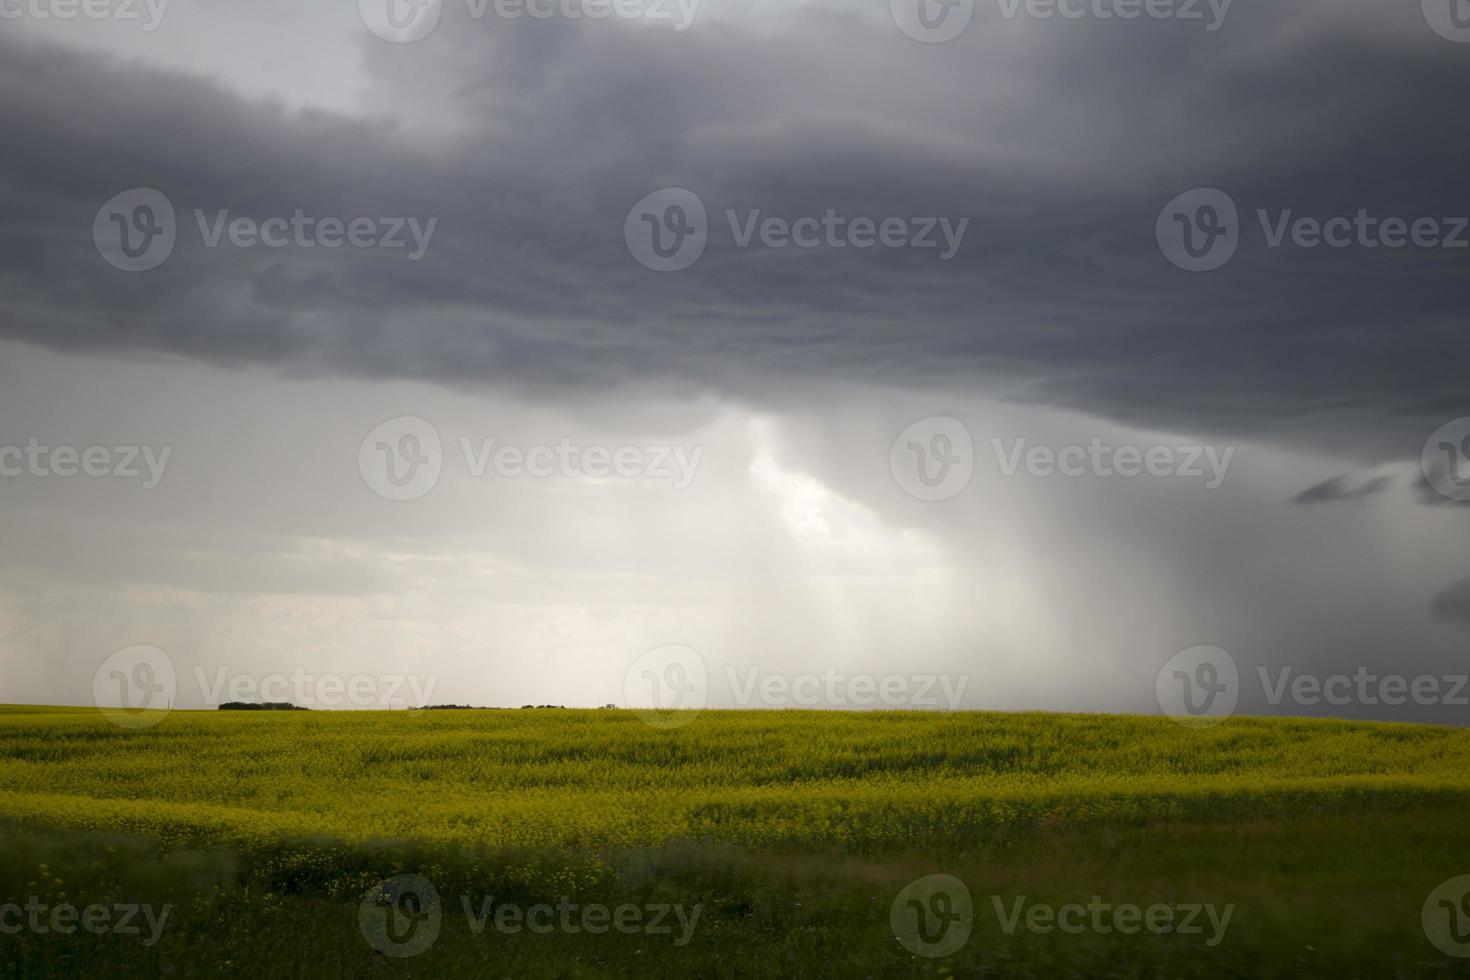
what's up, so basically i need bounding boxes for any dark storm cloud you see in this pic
[1,3,1467,459]
[1292,474,1394,506]
[1431,577,1470,629]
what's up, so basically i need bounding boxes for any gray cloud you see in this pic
[0,5,1466,463]
[1431,577,1470,629]
[1292,474,1394,506]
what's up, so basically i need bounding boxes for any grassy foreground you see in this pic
[2,706,1470,977]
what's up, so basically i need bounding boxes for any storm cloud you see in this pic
[0,3,1466,456]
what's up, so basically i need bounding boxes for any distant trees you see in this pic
[218,702,307,711]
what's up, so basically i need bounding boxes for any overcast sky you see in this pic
[1,0,1468,721]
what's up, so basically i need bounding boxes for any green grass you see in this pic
[2,706,1469,977]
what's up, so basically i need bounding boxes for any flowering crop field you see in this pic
[3,706,1470,977]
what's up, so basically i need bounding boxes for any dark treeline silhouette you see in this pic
[218,702,308,711]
